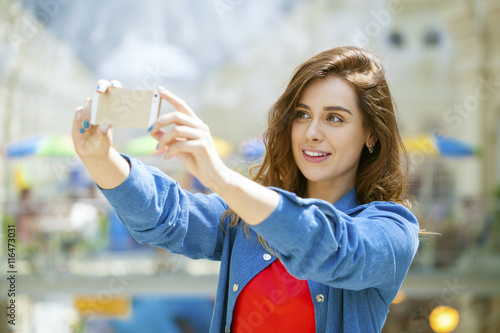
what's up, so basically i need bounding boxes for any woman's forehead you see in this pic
[298,78,360,115]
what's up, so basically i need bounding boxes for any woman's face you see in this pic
[291,77,375,192]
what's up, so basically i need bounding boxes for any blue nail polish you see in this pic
[156,144,160,151]
[147,125,153,132]
[79,128,84,134]
[83,120,89,129]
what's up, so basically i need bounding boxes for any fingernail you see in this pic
[147,125,153,132]
[158,86,168,93]
[156,144,160,151]
[96,84,106,93]
[83,120,89,129]
[99,124,109,134]
[79,128,84,134]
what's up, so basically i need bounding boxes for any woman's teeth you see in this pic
[304,151,328,157]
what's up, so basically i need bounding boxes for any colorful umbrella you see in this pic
[240,137,266,161]
[403,132,478,158]
[123,135,233,158]
[6,134,76,158]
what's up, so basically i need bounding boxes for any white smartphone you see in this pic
[90,88,161,129]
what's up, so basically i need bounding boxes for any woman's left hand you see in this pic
[150,87,231,192]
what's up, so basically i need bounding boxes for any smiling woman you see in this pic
[72,46,419,332]
[291,77,377,204]
[248,46,410,208]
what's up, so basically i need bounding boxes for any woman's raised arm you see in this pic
[151,88,280,226]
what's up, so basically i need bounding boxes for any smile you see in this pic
[304,151,329,157]
[302,150,331,163]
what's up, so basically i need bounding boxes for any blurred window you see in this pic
[388,31,404,48]
[424,29,440,47]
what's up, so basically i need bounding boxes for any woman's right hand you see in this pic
[72,79,130,189]
[72,79,121,159]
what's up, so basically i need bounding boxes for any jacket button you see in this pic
[316,294,325,303]
[233,283,239,292]
[263,253,272,261]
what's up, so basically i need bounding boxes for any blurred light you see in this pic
[391,290,406,304]
[429,306,459,333]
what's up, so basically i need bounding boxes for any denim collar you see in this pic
[333,187,359,212]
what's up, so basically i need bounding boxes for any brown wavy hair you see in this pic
[222,46,413,242]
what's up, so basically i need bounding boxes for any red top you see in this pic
[231,259,316,332]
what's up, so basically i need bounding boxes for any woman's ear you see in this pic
[365,133,378,149]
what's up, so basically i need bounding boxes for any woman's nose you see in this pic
[305,120,323,142]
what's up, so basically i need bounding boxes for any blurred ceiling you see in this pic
[20,0,299,85]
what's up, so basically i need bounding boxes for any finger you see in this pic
[157,126,206,151]
[158,87,199,119]
[72,98,93,135]
[98,124,112,136]
[72,106,84,136]
[81,98,92,127]
[96,79,110,93]
[81,98,103,135]
[165,139,202,160]
[150,111,205,136]
[109,80,123,89]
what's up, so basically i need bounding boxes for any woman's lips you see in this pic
[302,150,331,163]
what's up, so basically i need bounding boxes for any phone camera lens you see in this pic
[154,94,158,98]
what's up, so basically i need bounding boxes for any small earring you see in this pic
[368,145,374,154]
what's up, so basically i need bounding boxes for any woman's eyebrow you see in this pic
[323,106,353,115]
[297,103,353,115]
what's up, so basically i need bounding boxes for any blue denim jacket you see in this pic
[100,155,419,333]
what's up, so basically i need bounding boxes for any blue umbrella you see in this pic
[6,134,75,158]
[240,137,266,161]
[404,133,478,158]
[432,132,476,157]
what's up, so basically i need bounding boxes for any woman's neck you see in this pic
[304,179,354,205]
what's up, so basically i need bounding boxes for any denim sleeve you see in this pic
[250,188,419,290]
[99,154,229,261]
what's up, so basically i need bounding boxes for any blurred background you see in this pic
[0,0,499,332]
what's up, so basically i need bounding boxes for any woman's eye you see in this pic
[326,114,343,122]
[295,110,309,119]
